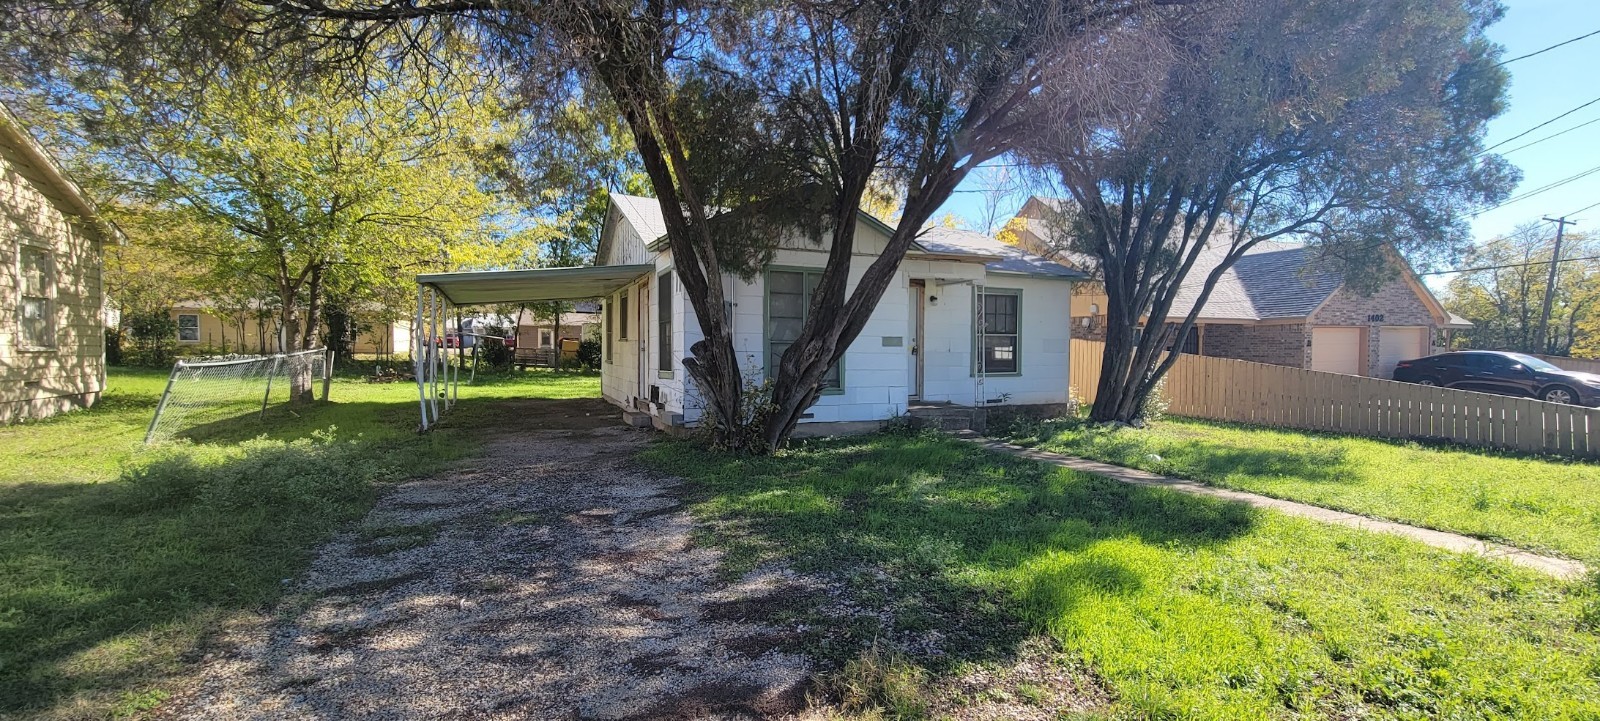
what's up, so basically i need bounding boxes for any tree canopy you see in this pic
[1024,0,1517,422]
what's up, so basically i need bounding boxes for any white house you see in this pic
[593,193,1086,434]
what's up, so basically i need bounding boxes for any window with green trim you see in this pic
[658,271,674,375]
[767,269,840,390]
[980,291,1020,374]
[619,290,630,339]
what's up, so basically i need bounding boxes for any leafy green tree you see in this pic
[1026,0,1517,422]
[8,0,1171,449]
[1446,223,1599,356]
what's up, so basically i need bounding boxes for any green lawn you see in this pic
[1004,416,1600,565]
[644,432,1600,720]
[0,366,599,720]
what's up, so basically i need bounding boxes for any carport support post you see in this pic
[430,289,441,424]
[415,283,429,430]
[452,308,462,407]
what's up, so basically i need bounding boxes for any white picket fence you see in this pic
[1071,339,1600,458]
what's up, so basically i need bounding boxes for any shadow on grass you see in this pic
[1010,417,1354,485]
[0,387,611,717]
[643,430,1259,680]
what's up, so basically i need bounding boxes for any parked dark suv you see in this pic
[1392,351,1600,406]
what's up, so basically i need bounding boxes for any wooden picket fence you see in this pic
[1070,339,1600,458]
[1535,353,1600,376]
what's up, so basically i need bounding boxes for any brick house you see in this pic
[1007,196,1470,379]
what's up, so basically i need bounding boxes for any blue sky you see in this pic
[936,1,1600,261]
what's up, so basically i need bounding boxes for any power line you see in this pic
[1570,199,1600,217]
[1481,94,1600,154]
[1496,115,1600,156]
[1474,162,1600,215]
[1496,28,1600,66]
[1420,254,1600,276]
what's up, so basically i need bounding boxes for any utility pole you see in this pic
[1536,215,1578,354]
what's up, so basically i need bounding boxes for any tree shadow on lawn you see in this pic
[0,393,598,716]
[648,431,1260,687]
[1013,418,1355,485]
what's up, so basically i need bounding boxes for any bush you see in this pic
[577,339,602,370]
[122,310,179,367]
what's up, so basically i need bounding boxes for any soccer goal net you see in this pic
[144,348,329,444]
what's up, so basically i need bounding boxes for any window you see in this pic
[766,269,841,390]
[177,314,200,342]
[18,246,55,348]
[619,290,630,339]
[658,271,674,376]
[605,298,614,363]
[538,328,553,348]
[978,290,1020,374]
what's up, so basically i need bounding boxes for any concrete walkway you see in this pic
[957,434,1589,580]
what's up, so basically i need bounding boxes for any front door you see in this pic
[909,281,925,400]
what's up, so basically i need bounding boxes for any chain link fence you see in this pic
[144,349,330,444]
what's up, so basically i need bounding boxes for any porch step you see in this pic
[621,410,653,428]
[907,403,985,433]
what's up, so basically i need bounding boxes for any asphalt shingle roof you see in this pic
[608,192,1085,280]
[915,226,1087,279]
[1166,241,1343,321]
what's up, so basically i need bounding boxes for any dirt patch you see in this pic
[157,407,812,720]
[156,398,1115,720]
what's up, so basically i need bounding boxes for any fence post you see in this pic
[322,348,334,402]
[143,361,185,444]
[260,354,283,420]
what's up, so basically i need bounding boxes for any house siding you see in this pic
[600,210,1075,430]
[0,137,105,423]
[170,308,413,355]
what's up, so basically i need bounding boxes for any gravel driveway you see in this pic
[160,398,813,720]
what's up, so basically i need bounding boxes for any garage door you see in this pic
[1311,327,1363,375]
[1377,326,1430,379]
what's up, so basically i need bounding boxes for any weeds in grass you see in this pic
[0,368,602,719]
[815,643,931,720]
[1012,415,1600,563]
[647,432,1600,718]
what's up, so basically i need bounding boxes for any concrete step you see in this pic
[907,403,983,433]
[621,410,653,428]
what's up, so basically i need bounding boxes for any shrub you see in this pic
[577,339,602,370]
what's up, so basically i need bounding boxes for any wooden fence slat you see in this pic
[1066,339,1596,458]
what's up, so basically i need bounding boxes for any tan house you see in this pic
[1009,196,1470,379]
[513,302,598,366]
[0,105,117,422]
[169,302,412,356]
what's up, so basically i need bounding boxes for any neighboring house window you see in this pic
[605,299,614,363]
[18,246,55,348]
[620,290,630,339]
[979,290,1020,374]
[658,271,674,376]
[177,314,200,342]
[538,328,553,348]
[766,269,841,390]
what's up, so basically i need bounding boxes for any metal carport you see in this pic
[412,264,651,430]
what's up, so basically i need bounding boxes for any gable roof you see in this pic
[1006,197,1453,324]
[604,191,1084,279]
[916,226,1087,279]
[1163,241,1346,321]
[0,103,121,243]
